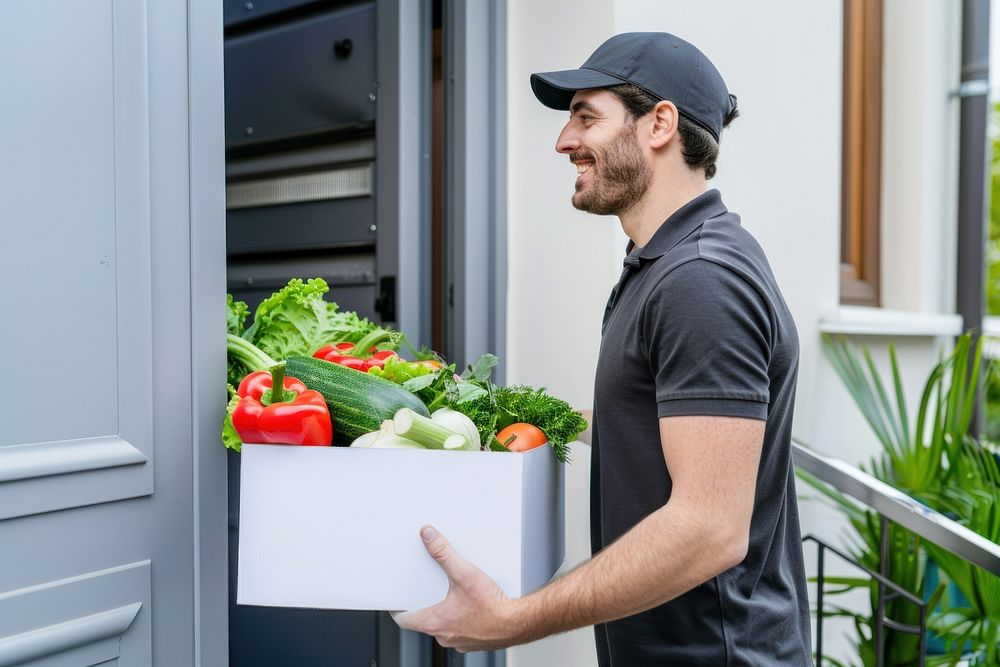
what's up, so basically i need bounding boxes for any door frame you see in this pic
[190,0,229,664]
[443,0,508,384]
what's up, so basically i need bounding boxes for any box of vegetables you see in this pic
[225,278,587,611]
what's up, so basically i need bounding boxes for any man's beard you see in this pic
[571,125,652,216]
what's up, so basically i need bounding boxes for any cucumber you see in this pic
[285,355,431,442]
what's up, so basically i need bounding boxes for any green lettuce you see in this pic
[225,277,407,388]
[241,278,387,362]
[222,387,243,452]
[227,294,249,336]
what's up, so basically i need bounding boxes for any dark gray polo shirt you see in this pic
[591,189,811,666]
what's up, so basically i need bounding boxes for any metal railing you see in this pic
[792,441,1000,666]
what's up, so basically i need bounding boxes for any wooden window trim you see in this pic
[841,0,882,306]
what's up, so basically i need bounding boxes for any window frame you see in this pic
[840,0,883,306]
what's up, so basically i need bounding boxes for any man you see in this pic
[394,32,812,665]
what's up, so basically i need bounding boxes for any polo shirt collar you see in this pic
[624,189,729,264]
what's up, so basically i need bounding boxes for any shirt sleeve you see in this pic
[641,258,772,420]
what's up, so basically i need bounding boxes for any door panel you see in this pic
[0,0,153,519]
[1,0,118,445]
[0,450,148,521]
[0,561,150,666]
[0,0,226,663]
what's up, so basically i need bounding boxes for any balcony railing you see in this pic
[793,441,1000,666]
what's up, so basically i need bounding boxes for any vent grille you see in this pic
[226,164,372,210]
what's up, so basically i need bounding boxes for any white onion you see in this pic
[350,420,425,449]
[431,408,481,450]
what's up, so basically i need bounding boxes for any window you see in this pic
[841,0,883,306]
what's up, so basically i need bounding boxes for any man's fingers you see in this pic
[391,606,439,633]
[393,525,473,635]
[420,524,470,581]
[390,610,417,631]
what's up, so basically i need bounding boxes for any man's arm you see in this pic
[394,414,764,652]
[510,414,763,640]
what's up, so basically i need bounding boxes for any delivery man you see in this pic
[394,32,812,665]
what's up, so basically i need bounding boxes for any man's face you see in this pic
[555,89,652,216]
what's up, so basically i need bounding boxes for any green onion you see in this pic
[393,408,468,450]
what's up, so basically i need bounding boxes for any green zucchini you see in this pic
[285,355,431,443]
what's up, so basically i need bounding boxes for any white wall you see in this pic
[880,0,962,313]
[505,0,623,407]
[505,2,962,665]
[506,1,615,664]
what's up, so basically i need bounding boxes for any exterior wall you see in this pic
[505,0,622,407]
[506,1,963,665]
[506,3,616,664]
[881,0,962,314]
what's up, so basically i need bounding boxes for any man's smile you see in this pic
[572,158,596,191]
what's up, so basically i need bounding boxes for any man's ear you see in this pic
[649,100,679,149]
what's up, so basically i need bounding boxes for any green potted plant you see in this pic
[800,333,1000,665]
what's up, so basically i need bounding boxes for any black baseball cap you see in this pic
[530,32,736,142]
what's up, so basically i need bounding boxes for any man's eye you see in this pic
[580,115,594,123]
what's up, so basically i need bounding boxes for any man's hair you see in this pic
[607,83,739,180]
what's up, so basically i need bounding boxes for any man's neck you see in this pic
[619,175,708,248]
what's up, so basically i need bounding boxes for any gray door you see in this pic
[0,1,226,665]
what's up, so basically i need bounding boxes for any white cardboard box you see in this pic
[237,443,566,611]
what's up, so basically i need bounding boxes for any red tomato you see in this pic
[496,423,548,452]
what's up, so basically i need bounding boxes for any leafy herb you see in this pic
[402,371,442,393]
[449,381,488,405]
[452,382,501,451]
[492,385,588,463]
[402,353,498,415]
[461,354,499,382]
[406,364,459,411]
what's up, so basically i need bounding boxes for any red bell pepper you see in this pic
[313,344,398,372]
[365,349,398,369]
[311,328,405,372]
[231,364,333,446]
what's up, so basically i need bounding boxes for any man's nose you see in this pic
[555,124,579,154]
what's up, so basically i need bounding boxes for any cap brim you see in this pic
[530,68,628,110]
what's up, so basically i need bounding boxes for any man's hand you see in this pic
[391,525,522,653]
[394,415,763,648]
